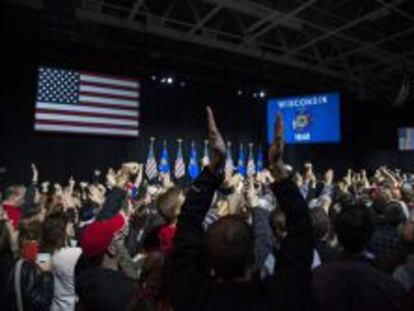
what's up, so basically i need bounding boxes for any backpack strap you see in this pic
[14,259,24,311]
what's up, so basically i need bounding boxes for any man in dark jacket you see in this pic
[75,165,139,311]
[171,109,314,311]
[312,204,405,311]
[0,219,53,311]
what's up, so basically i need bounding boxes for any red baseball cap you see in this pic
[80,213,126,258]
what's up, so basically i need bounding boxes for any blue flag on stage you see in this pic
[188,142,200,180]
[236,143,246,177]
[159,140,170,174]
[256,146,264,173]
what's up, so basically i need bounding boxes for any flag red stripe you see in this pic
[80,81,139,91]
[78,101,139,111]
[35,108,139,121]
[79,91,139,100]
[35,119,138,130]
[79,71,140,83]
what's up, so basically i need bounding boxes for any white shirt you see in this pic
[50,247,82,311]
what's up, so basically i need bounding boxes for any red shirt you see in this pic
[157,224,177,256]
[21,241,39,263]
[3,203,22,230]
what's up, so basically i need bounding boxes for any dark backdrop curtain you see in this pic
[1,49,414,186]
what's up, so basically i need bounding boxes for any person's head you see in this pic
[18,217,42,245]
[270,206,286,242]
[205,215,254,281]
[3,185,26,206]
[127,251,170,311]
[0,220,12,256]
[375,187,392,205]
[41,213,68,253]
[334,204,374,254]
[80,213,127,266]
[310,207,331,241]
[140,251,166,289]
[303,163,313,180]
[156,187,184,224]
[384,201,406,227]
[18,217,42,260]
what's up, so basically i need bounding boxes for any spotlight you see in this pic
[160,77,166,83]
[259,91,266,98]
[253,92,257,98]
[237,90,243,96]
[151,75,157,81]
[167,77,173,84]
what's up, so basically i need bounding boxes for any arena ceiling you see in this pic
[4,0,414,99]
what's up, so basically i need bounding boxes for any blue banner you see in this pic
[267,92,340,144]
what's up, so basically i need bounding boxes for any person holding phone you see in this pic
[0,219,54,311]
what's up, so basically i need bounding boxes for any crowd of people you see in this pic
[1,108,414,311]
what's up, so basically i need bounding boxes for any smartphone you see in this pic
[36,253,51,265]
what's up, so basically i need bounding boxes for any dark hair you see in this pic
[384,201,406,227]
[127,251,171,311]
[310,207,331,240]
[269,207,286,240]
[0,220,12,256]
[41,213,68,252]
[334,204,374,254]
[19,218,42,245]
[205,215,254,280]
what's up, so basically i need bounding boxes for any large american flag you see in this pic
[34,67,139,137]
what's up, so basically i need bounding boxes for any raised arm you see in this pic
[22,164,38,217]
[171,106,226,311]
[267,114,314,311]
[96,163,138,220]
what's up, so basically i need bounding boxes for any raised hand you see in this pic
[244,177,259,209]
[54,183,63,196]
[31,163,38,184]
[88,184,105,205]
[61,191,76,210]
[324,169,334,186]
[41,181,50,194]
[268,113,288,182]
[206,106,226,172]
[120,162,140,176]
[68,176,75,193]
[116,162,140,188]
[106,168,116,188]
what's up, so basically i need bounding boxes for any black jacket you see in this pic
[75,253,136,311]
[0,255,54,311]
[312,260,405,311]
[171,168,314,311]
